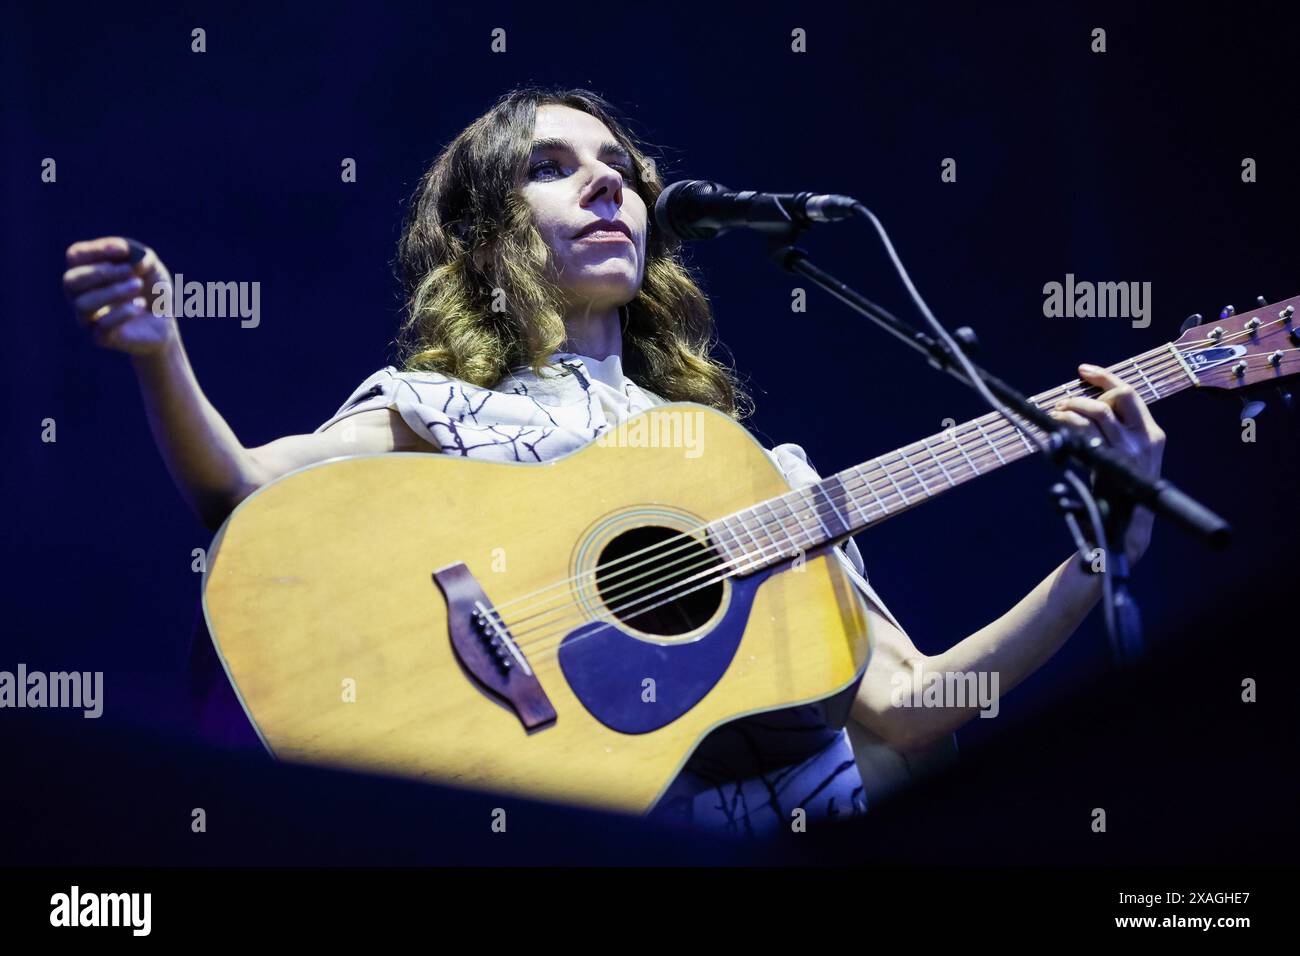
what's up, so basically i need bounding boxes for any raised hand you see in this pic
[63,236,177,357]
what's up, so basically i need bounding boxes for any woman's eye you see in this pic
[528,159,635,183]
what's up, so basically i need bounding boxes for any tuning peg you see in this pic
[1240,397,1266,421]
[1180,312,1203,334]
[1220,305,1236,319]
[1256,295,1268,307]
[1277,386,1294,410]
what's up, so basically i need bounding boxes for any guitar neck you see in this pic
[711,341,1201,571]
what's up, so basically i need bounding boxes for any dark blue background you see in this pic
[3,1,1296,862]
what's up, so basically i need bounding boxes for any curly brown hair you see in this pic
[393,85,753,420]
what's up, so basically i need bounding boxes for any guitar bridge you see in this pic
[432,562,557,732]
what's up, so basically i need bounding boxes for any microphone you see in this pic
[653,180,859,241]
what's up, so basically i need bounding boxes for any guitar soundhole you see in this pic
[595,526,725,636]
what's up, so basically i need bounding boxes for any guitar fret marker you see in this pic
[799,486,833,537]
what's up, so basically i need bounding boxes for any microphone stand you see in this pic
[758,224,1230,668]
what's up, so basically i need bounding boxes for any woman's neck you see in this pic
[561,305,622,361]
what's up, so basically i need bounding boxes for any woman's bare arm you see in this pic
[850,557,1102,752]
[131,336,427,529]
[66,236,431,531]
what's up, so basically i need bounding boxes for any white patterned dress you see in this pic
[315,351,957,835]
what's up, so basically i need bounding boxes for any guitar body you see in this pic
[202,403,872,813]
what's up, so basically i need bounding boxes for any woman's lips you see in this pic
[574,230,633,244]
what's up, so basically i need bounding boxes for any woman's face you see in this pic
[518,104,647,315]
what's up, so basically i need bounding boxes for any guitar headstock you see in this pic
[1174,293,1300,393]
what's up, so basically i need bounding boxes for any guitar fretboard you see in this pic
[709,342,1199,573]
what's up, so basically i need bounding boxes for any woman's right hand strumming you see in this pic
[63,236,178,357]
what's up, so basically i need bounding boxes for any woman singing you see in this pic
[62,86,1165,836]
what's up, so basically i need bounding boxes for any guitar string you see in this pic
[494,353,1183,656]
[519,426,1134,672]
[479,325,1293,658]
[506,334,1276,651]
[508,337,1297,665]
[503,366,1195,648]
[510,394,1158,656]
[488,340,1189,626]
[512,445,1026,658]
[498,336,1259,652]
[512,352,1291,670]
[508,339,1298,660]
[496,340,1190,616]
[495,318,1289,631]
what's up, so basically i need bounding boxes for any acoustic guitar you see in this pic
[202,297,1299,813]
